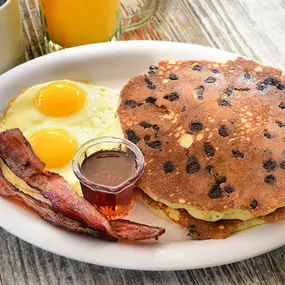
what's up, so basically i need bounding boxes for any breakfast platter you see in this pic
[1,41,285,271]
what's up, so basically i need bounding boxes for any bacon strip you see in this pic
[0,129,165,241]
[0,129,111,234]
[0,167,117,241]
[0,129,45,179]
[110,219,164,241]
[27,171,112,234]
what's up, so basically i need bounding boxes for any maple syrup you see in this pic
[73,137,144,219]
[80,150,136,219]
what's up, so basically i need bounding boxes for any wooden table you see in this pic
[2,0,285,284]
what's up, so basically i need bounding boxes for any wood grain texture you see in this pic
[2,0,285,284]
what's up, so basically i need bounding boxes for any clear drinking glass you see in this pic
[72,136,144,219]
[36,0,159,53]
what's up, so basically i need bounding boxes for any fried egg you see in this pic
[1,80,123,193]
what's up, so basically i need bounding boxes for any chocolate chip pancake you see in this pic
[140,191,285,240]
[117,57,285,224]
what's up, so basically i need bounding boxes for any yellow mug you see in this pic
[38,0,159,52]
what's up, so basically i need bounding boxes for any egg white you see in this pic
[1,80,123,193]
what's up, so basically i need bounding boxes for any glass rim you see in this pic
[72,136,144,194]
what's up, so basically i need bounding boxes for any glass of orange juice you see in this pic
[37,0,159,52]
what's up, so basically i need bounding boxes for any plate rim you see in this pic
[1,40,284,271]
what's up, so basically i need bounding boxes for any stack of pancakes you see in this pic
[117,57,285,239]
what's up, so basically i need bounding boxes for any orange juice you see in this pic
[39,0,120,48]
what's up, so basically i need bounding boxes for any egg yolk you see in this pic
[29,128,78,168]
[35,81,86,117]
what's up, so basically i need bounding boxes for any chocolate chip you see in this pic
[212,69,219,74]
[250,200,258,209]
[147,140,161,149]
[277,83,285,90]
[23,160,30,167]
[257,83,266,91]
[144,76,156,90]
[264,130,273,139]
[218,99,231,107]
[144,76,152,85]
[126,130,140,144]
[196,86,205,95]
[148,71,156,76]
[163,91,180,102]
[276,121,285,128]
[205,76,216,83]
[194,86,205,100]
[189,120,203,132]
[153,124,160,131]
[169,73,178,80]
[189,224,197,233]
[232,150,244,159]
[218,125,229,137]
[164,161,175,173]
[139,122,152,128]
[124,100,138,108]
[154,133,159,139]
[144,135,150,142]
[145,96,157,104]
[147,84,156,90]
[264,76,279,86]
[244,73,251,79]
[280,160,285,169]
[188,224,201,237]
[205,165,213,173]
[192,64,202,71]
[224,86,234,96]
[224,186,235,194]
[204,142,216,158]
[263,159,277,171]
[149,65,158,70]
[279,102,285,109]
[216,176,227,185]
[264,174,276,184]
[186,156,200,174]
[188,225,201,237]
[208,185,222,199]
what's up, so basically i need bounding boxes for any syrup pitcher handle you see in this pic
[122,0,159,32]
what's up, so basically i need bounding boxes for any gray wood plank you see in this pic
[2,227,285,285]
[3,0,285,284]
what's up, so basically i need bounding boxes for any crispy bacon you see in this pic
[0,167,117,241]
[110,219,164,241]
[0,129,45,179]
[27,171,112,234]
[0,129,165,241]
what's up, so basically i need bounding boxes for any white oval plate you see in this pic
[0,41,285,271]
